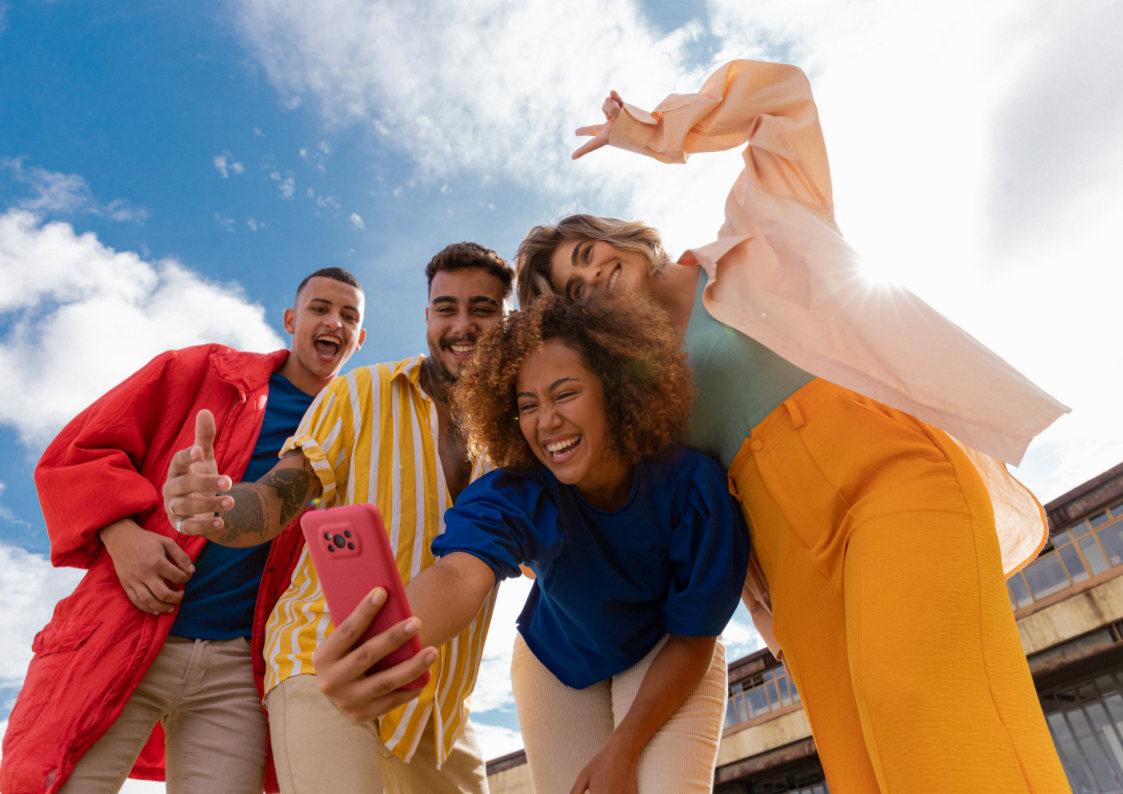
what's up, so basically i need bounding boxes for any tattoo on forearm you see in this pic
[211,468,314,546]
[262,467,314,525]
[216,485,268,545]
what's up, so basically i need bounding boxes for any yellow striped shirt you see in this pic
[263,356,496,765]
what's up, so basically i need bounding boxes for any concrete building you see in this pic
[486,461,1123,793]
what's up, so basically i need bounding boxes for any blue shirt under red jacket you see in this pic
[433,446,749,688]
[3,345,299,794]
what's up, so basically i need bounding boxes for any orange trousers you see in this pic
[728,379,1069,792]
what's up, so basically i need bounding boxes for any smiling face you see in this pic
[516,339,631,509]
[425,266,506,381]
[547,238,651,301]
[282,276,366,394]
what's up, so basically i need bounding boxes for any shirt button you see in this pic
[750,439,764,453]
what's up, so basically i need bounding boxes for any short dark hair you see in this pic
[425,242,514,298]
[296,267,363,299]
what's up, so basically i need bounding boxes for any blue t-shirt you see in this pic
[433,446,749,689]
[172,372,315,640]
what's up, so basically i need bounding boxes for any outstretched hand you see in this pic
[314,587,438,723]
[162,409,234,537]
[572,90,623,160]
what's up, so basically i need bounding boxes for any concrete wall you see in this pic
[1019,576,1123,655]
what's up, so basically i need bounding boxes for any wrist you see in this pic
[100,518,138,550]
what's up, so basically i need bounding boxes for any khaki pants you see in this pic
[265,673,489,793]
[511,634,727,794]
[62,636,266,794]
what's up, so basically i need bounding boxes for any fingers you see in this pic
[572,138,608,160]
[146,576,184,607]
[156,554,193,585]
[569,768,591,794]
[194,409,217,463]
[574,123,604,138]
[124,582,174,615]
[174,514,225,537]
[159,537,196,577]
[166,444,203,479]
[315,587,385,664]
[319,648,437,722]
[167,492,234,518]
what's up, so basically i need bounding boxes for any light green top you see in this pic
[683,276,814,468]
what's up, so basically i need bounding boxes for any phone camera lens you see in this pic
[332,534,347,548]
[344,530,352,538]
[347,542,355,550]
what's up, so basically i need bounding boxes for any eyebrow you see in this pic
[517,376,577,398]
[570,241,583,268]
[432,295,501,307]
[308,297,362,314]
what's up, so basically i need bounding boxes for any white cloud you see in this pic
[246,216,263,232]
[0,481,30,530]
[213,212,236,231]
[213,152,245,178]
[1,158,149,223]
[474,723,524,761]
[0,210,283,450]
[0,543,168,793]
[270,170,296,199]
[348,212,364,230]
[0,543,82,691]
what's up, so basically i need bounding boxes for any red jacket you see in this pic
[1,344,305,793]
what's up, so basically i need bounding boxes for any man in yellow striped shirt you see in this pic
[164,242,513,792]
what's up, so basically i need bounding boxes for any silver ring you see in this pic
[174,518,184,533]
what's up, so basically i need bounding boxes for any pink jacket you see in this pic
[606,60,1068,652]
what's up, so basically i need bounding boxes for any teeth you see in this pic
[452,343,474,353]
[608,266,620,294]
[545,436,580,454]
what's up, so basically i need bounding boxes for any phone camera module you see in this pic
[332,534,347,548]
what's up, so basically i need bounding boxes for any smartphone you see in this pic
[301,503,431,690]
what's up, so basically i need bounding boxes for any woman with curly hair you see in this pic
[327,294,748,794]
[514,60,1070,791]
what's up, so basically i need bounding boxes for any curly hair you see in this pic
[515,214,671,308]
[453,293,693,470]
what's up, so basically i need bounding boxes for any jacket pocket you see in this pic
[31,610,97,656]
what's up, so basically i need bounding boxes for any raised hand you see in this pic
[572,90,623,160]
[101,518,195,614]
[162,409,234,537]
[314,588,438,722]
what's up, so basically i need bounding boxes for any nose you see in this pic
[539,402,562,432]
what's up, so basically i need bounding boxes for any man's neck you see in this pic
[278,355,329,397]
[419,356,453,411]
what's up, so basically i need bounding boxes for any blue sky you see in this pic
[3,0,1122,778]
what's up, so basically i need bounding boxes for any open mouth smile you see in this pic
[606,264,621,295]
[543,434,582,463]
[314,334,342,361]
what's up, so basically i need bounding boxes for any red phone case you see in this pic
[301,503,430,690]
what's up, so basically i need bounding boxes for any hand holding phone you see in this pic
[301,503,430,690]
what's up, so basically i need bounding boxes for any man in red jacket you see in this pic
[0,267,366,794]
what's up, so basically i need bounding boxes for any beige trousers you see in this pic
[511,635,727,794]
[265,673,489,793]
[61,635,266,794]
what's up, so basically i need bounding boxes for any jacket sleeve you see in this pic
[608,59,833,217]
[35,350,181,568]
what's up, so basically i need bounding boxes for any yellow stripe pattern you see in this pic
[263,356,496,765]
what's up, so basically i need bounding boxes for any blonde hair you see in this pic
[515,214,671,308]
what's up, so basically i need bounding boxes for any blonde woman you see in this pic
[515,59,1069,791]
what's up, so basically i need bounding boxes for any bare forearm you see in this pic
[610,635,717,755]
[212,464,319,547]
[405,553,496,649]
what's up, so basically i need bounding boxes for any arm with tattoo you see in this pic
[211,452,322,547]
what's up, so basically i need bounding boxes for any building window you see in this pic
[726,664,801,728]
[1040,667,1123,793]
[1009,501,1123,611]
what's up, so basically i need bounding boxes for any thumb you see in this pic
[194,409,217,463]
